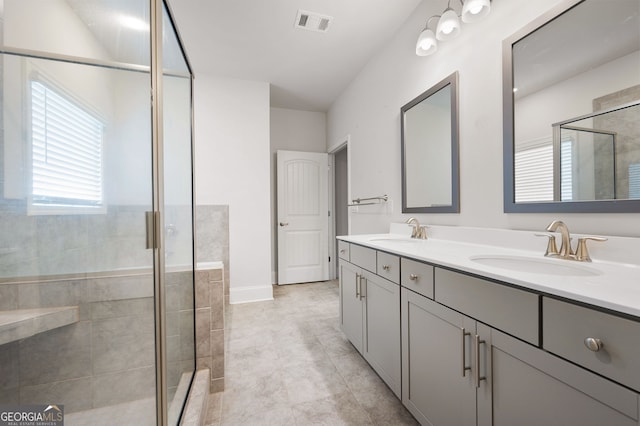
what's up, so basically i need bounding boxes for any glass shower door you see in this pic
[0,0,159,424]
[0,1,196,424]
[161,4,196,425]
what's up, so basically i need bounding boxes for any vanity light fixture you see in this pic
[415,17,439,56]
[436,7,461,40]
[415,0,492,56]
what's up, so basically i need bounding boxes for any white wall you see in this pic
[515,51,640,144]
[327,0,640,237]
[270,107,327,282]
[194,76,273,303]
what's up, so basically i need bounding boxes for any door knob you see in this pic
[279,222,289,226]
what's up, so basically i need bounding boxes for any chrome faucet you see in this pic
[546,220,573,259]
[406,217,427,239]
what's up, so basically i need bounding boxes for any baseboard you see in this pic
[229,285,274,304]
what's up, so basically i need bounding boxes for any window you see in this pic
[30,80,105,213]
[630,164,640,199]
[514,137,553,203]
[559,140,573,201]
[515,136,574,203]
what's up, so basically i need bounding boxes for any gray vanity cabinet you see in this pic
[484,326,639,426]
[338,250,401,397]
[403,267,640,426]
[401,287,478,426]
[361,268,401,397]
[339,259,364,353]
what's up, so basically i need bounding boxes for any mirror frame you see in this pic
[502,0,640,213]
[401,71,460,213]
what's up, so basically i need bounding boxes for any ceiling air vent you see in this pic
[295,10,333,33]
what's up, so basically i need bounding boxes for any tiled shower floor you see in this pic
[65,397,155,426]
[205,280,418,425]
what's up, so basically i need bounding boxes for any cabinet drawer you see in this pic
[543,297,640,392]
[338,241,350,261]
[435,268,539,345]
[377,252,399,283]
[401,258,434,299]
[349,244,376,273]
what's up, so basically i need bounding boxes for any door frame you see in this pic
[328,134,352,280]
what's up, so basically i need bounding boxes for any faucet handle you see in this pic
[417,225,428,240]
[535,233,559,257]
[575,236,607,262]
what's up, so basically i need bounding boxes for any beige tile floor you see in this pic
[204,280,418,426]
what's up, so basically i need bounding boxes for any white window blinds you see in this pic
[560,140,573,201]
[514,140,553,203]
[630,164,640,199]
[30,81,104,211]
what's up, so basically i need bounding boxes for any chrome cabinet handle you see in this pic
[359,275,366,300]
[584,337,603,352]
[355,273,360,298]
[461,328,471,377]
[382,265,390,271]
[279,222,289,226]
[475,334,486,388]
[409,274,419,281]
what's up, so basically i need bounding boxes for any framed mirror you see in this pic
[401,71,460,213]
[503,0,640,213]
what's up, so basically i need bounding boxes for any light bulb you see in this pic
[416,28,438,56]
[119,14,149,32]
[419,38,434,50]
[462,0,490,23]
[436,9,460,41]
[469,4,483,14]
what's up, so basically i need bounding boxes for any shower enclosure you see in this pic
[0,1,195,425]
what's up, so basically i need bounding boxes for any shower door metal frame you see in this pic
[151,1,197,425]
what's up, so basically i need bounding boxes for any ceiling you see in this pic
[167,0,424,112]
[513,0,640,99]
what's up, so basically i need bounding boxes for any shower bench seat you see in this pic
[0,306,79,345]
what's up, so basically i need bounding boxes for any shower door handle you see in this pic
[146,211,159,249]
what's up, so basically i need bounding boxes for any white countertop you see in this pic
[338,225,640,318]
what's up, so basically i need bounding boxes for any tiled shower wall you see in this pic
[194,204,229,393]
[593,84,640,200]
[0,273,157,413]
[195,267,225,393]
[195,205,230,294]
[0,269,195,414]
[0,205,151,278]
[0,204,229,408]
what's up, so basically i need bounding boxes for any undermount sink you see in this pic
[368,237,425,243]
[470,255,601,277]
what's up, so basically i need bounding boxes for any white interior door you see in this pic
[277,150,329,285]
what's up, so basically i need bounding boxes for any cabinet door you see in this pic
[479,326,640,426]
[401,288,476,426]
[362,270,401,397]
[339,260,363,353]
